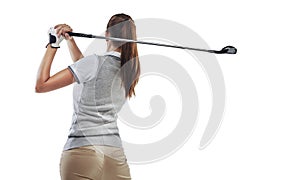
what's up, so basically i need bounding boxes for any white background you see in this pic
[1,0,299,179]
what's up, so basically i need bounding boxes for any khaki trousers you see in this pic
[60,146,131,180]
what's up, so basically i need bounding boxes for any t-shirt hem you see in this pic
[63,136,123,151]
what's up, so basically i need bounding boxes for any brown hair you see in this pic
[106,13,140,98]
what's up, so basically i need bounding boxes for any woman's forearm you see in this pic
[36,45,57,88]
[67,38,83,62]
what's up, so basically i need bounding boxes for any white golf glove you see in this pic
[47,27,64,48]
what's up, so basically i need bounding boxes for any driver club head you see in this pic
[220,46,237,54]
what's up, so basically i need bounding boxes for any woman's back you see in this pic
[64,52,126,151]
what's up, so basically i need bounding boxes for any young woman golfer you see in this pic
[35,13,140,180]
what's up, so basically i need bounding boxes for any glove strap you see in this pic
[49,34,56,44]
[45,34,60,48]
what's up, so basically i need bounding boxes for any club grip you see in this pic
[67,32,94,38]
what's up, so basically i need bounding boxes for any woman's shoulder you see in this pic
[80,54,103,63]
[85,53,100,59]
[82,53,120,65]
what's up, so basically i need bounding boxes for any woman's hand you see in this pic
[54,24,73,40]
[54,23,83,62]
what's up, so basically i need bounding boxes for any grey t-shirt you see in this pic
[63,51,126,151]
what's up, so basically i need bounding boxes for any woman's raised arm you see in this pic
[35,44,74,93]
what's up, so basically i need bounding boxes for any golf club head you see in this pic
[220,46,237,54]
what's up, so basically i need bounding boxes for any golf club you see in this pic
[68,32,237,54]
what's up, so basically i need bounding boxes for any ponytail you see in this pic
[107,14,140,98]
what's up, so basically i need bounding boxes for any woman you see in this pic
[35,13,140,180]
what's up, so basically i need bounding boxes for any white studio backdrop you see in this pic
[0,0,299,179]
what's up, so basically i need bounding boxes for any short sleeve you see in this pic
[68,54,99,84]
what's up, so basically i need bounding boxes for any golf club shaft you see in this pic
[68,32,234,54]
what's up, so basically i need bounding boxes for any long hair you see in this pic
[106,13,140,98]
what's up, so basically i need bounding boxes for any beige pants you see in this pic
[60,146,131,180]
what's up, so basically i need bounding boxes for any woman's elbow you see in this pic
[35,84,46,93]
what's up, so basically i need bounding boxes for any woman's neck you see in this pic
[106,42,121,52]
